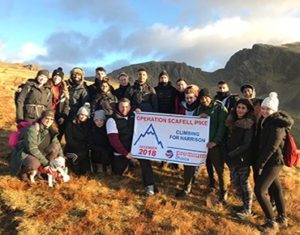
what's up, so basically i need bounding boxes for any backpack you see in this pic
[8,121,32,148]
[283,130,299,167]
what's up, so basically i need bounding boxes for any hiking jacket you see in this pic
[225,112,255,167]
[255,111,294,169]
[194,100,228,144]
[125,81,158,112]
[10,122,62,175]
[155,82,177,114]
[16,80,52,122]
[67,80,89,120]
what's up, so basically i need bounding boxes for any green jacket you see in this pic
[10,123,63,175]
[193,100,228,144]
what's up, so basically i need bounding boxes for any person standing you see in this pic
[106,98,156,196]
[16,70,52,123]
[176,88,228,202]
[214,80,239,112]
[50,67,70,140]
[254,92,293,232]
[125,68,158,112]
[154,70,177,114]
[88,67,106,99]
[174,78,188,114]
[225,99,255,218]
[113,72,131,100]
[91,80,117,116]
[67,67,90,121]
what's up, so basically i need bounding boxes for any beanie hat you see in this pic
[77,102,91,117]
[41,110,55,119]
[158,70,169,79]
[36,69,50,78]
[261,92,279,112]
[93,110,106,121]
[240,84,254,93]
[52,67,64,79]
[70,67,85,78]
[199,88,211,98]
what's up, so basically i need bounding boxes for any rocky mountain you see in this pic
[109,43,300,113]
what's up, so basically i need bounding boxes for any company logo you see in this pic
[165,149,174,158]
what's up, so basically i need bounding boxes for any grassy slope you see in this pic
[0,63,300,234]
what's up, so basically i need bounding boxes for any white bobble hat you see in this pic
[261,92,279,112]
[77,102,91,118]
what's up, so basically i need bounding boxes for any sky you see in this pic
[1,0,300,75]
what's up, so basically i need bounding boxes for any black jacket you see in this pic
[88,122,112,153]
[16,80,52,122]
[67,80,89,120]
[113,84,131,100]
[64,119,91,154]
[154,82,177,114]
[225,113,255,167]
[125,81,158,112]
[255,111,294,169]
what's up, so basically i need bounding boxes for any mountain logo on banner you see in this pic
[133,124,164,148]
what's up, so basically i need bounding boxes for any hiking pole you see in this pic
[88,149,94,173]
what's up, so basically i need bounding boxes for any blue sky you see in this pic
[1,0,300,75]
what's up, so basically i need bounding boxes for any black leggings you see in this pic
[254,165,285,220]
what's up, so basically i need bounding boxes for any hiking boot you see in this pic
[276,214,288,227]
[236,209,252,219]
[258,219,279,232]
[175,190,190,199]
[145,185,155,196]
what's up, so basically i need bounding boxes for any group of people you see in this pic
[10,65,294,232]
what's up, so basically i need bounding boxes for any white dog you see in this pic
[29,156,70,187]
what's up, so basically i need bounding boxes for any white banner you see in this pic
[131,112,210,166]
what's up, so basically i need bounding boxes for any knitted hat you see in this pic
[199,88,211,98]
[36,69,50,78]
[261,92,279,112]
[158,70,169,79]
[240,84,254,93]
[93,110,106,121]
[52,67,64,79]
[77,102,91,117]
[41,110,55,119]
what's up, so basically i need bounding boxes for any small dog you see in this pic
[29,156,70,187]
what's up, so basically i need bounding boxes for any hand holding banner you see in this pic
[131,112,210,166]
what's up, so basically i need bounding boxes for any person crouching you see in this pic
[10,110,63,180]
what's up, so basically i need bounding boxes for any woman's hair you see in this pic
[232,98,254,120]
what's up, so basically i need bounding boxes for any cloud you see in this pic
[25,1,300,73]
[37,31,99,64]
[14,42,47,62]
[0,41,46,63]
[58,0,136,24]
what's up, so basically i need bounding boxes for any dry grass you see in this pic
[0,62,300,234]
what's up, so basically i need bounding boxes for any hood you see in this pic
[267,111,294,129]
